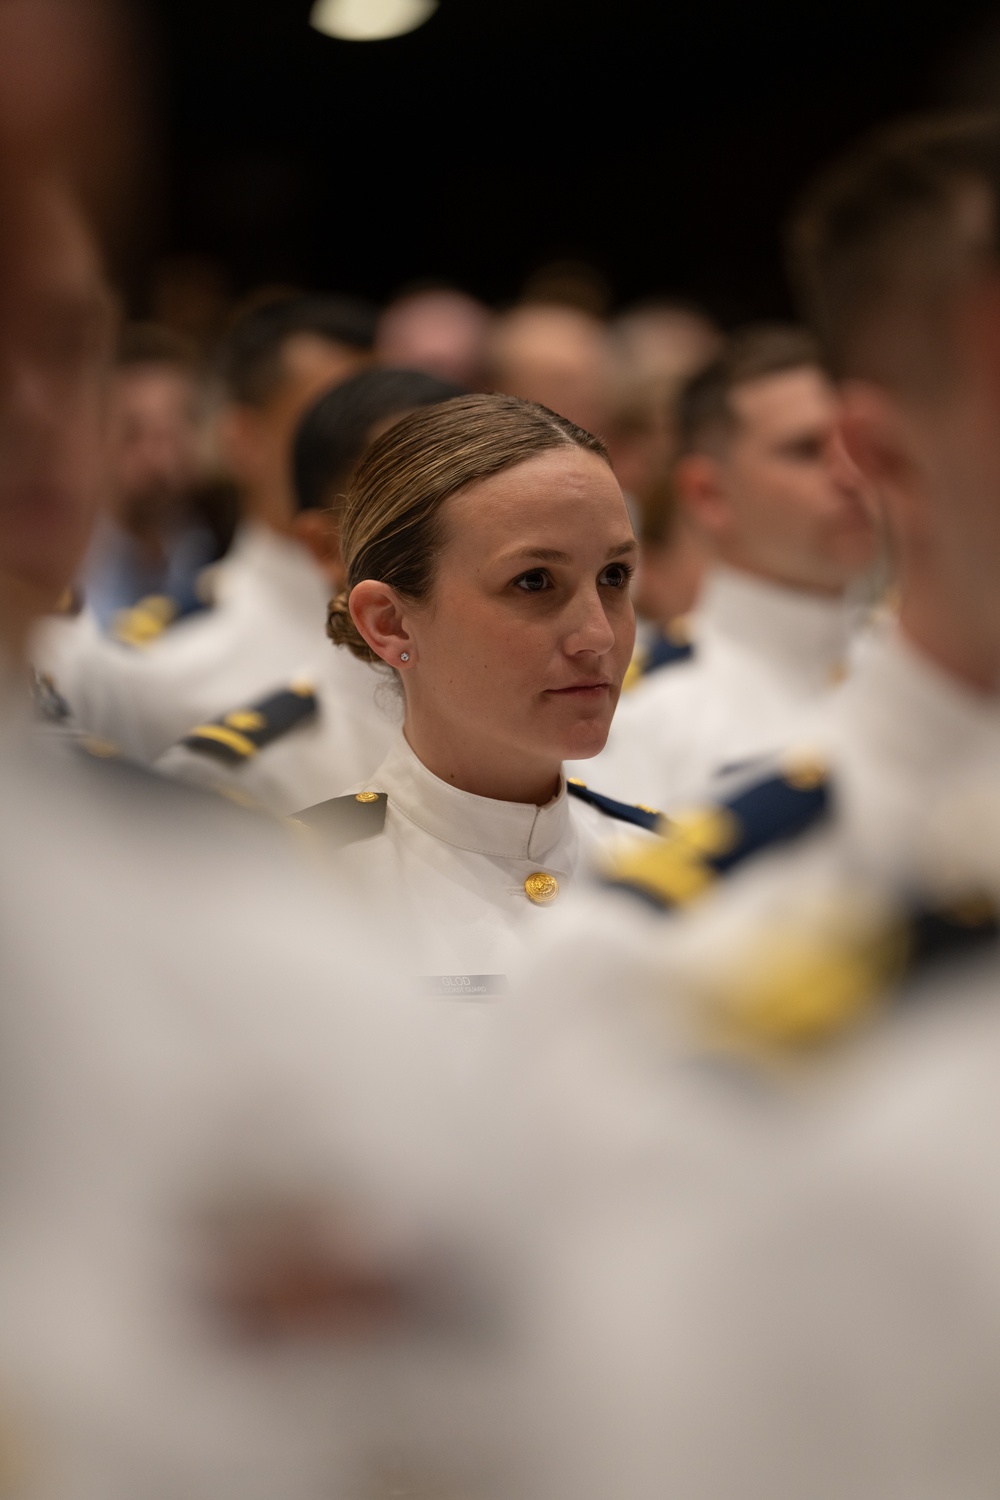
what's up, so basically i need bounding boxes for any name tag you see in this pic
[417,974,509,999]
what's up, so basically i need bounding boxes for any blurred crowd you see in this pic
[10,3,1000,1500]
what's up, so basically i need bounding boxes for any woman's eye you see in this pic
[599,562,633,588]
[514,570,551,593]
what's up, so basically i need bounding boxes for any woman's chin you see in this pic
[559,724,612,762]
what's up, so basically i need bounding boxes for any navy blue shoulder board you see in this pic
[566,778,662,833]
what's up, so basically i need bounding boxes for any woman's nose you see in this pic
[565,588,616,656]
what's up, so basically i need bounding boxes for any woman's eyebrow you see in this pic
[498,539,638,566]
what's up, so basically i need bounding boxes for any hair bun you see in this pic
[326,589,382,665]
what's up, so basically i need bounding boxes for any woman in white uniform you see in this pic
[297,393,655,993]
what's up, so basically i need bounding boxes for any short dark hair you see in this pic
[676,323,821,455]
[292,367,466,515]
[788,112,1000,388]
[217,293,378,406]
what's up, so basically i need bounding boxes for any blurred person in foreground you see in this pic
[44,292,379,762]
[154,366,465,813]
[486,302,616,438]
[80,322,215,632]
[571,324,879,808]
[375,285,493,388]
[514,111,1000,1500]
[0,13,512,1497]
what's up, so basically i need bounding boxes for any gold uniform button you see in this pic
[355,790,380,804]
[524,871,559,905]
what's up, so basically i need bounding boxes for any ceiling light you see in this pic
[310,0,438,42]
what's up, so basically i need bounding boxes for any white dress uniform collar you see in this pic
[695,564,856,690]
[369,732,573,865]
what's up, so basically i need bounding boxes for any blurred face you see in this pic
[488,307,614,436]
[400,447,636,798]
[706,367,877,592]
[846,268,1000,661]
[108,362,201,530]
[0,183,114,629]
[223,332,370,526]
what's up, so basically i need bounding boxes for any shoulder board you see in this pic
[602,752,830,912]
[291,790,388,848]
[704,890,1000,1058]
[566,778,661,833]
[179,682,318,767]
[621,618,694,693]
[112,591,212,650]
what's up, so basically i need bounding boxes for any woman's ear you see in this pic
[349,580,413,668]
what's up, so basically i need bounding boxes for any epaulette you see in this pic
[700,889,1000,1056]
[179,682,318,767]
[602,753,830,910]
[112,591,211,649]
[31,669,71,724]
[290,790,388,848]
[621,617,694,693]
[566,778,662,833]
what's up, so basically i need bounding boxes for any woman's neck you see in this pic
[402,718,562,806]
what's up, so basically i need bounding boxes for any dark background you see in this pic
[142,0,1000,322]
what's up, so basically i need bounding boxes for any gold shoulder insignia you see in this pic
[179,682,318,766]
[112,594,178,648]
[603,754,831,911]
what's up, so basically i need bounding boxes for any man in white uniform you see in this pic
[152,367,465,813]
[36,292,380,763]
[574,324,879,810]
[514,113,1000,1500]
[0,68,507,1499]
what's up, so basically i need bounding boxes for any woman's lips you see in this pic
[545,682,610,696]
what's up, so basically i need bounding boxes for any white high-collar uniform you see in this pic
[307,732,650,992]
[571,564,859,810]
[0,667,502,1500]
[509,626,1000,1500]
[32,522,398,782]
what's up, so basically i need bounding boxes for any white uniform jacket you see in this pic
[571,564,859,810]
[510,626,1000,1500]
[33,522,395,773]
[296,732,656,992]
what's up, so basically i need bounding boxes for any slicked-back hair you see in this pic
[327,393,610,664]
[217,292,378,406]
[676,323,821,456]
[788,112,1000,388]
[292,367,466,516]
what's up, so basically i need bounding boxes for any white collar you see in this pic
[366,733,573,861]
[833,626,1000,781]
[695,565,856,687]
[214,522,331,621]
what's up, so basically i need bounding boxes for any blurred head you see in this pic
[375,288,493,388]
[291,367,465,587]
[330,394,636,804]
[790,112,1000,679]
[673,324,877,595]
[614,301,721,389]
[0,178,115,648]
[487,304,615,436]
[107,323,202,537]
[216,293,377,529]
